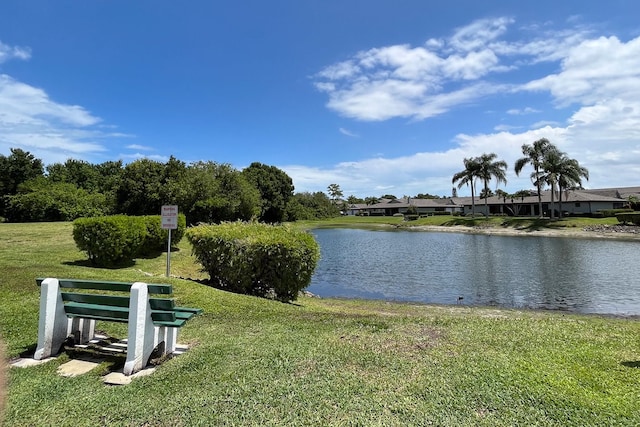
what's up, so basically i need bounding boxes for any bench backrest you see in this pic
[36,278,178,323]
[36,278,173,295]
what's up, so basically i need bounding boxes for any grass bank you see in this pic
[295,214,621,231]
[1,222,639,426]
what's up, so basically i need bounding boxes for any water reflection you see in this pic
[308,228,640,315]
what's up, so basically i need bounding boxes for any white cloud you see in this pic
[119,152,169,162]
[313,15,610,124]
[507,107,540,115]
[0,73,114,163]
[313,17,588,122]
[0,40,128,165]
[305,18,640,197]
[448,17,514,53]
[0,41,31,64]
[126,144,154,151]
[524,36,640,105]
[284,98,639,197]
[339,128,359,138]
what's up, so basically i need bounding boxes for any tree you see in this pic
[4,178,107,222]
[514,138,556,217]
[365,196,379,205]
[452,157,480,216]
[479,188,495,199]
[242,162,294,223]
[414,193,442,199]
[0,148,45,217]
[327,184,343,205]
[0,148,44,197]
[46,159,101,192]
[346,195,364,204]
[172,161,260,224]
[287,192,340,220]
[116,158,167,215]
[540,150,589,219]
[476,153,508,217]
[380,194,397,200]
[538,149,563,219]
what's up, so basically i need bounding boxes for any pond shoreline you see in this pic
[398,223,640,240]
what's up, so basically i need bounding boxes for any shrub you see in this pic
[3,180,108,222]
[139,214,186,254]
[616,212,640,225]
[599,208,633,218]
[73,215,146,266]
[186,222,320,302]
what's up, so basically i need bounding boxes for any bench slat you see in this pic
[174,306,204,315]
[36,278,173,295]
[61,293,176,311]
[152,318,189,328]
[64,302,177,323]
[65,302,130,322]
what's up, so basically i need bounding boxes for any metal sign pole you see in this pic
[166,228,172,278]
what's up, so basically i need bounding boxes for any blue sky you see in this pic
[1,1,639,198]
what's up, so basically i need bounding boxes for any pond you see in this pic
[307,228,640,316]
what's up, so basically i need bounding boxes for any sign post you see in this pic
[161,205,178,278]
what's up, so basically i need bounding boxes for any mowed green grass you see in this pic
[295,214,622,231]
[1,222,639,426]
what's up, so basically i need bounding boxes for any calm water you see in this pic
[308,228,640,315]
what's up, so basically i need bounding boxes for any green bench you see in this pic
[34,278,202,375]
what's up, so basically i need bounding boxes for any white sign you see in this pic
[161,205,178,229]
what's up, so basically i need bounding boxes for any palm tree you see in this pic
[538,148,563,219]
[514,138,556,217]
[476,153,508,218]
[452,157,480,216]
[556,156,589,218]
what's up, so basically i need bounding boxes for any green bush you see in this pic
[186,222,320,302]
[73,215,146,266]
[615,212,640,225]
[3,179,109,222]
[139,214,186,254]
[599,208,633,218]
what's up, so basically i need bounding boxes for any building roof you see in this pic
[347,186,635,211]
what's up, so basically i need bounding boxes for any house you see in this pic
[347,197,464,216]
[460,188,633,216]
[345,186,639,217]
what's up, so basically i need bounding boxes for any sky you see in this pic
[0,1,639,198]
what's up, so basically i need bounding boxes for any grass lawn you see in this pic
[1,221,639,426]
[294,214,622,231]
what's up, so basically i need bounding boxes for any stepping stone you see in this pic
[10,357,56,368]
[57,358,102,377]
[103,367,156,385]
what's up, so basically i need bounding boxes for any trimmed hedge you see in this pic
[73,215,146,266]
[72,214,186,266]
[597,208,633,218]
[186,222,320,302]
[616,212,640,225]
[140,214,187,254]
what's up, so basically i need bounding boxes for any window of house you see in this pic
[575,202,581,207]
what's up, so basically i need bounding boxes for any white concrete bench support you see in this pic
[124,282,164,375]
[35,278,70,360]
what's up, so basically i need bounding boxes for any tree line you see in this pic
[0,148,341,223]
[452,138,589,218]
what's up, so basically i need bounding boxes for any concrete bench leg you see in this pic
[34,278,70,360]
[124,282,161,376]
[70,317,95,344]
[157,327,178,356]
